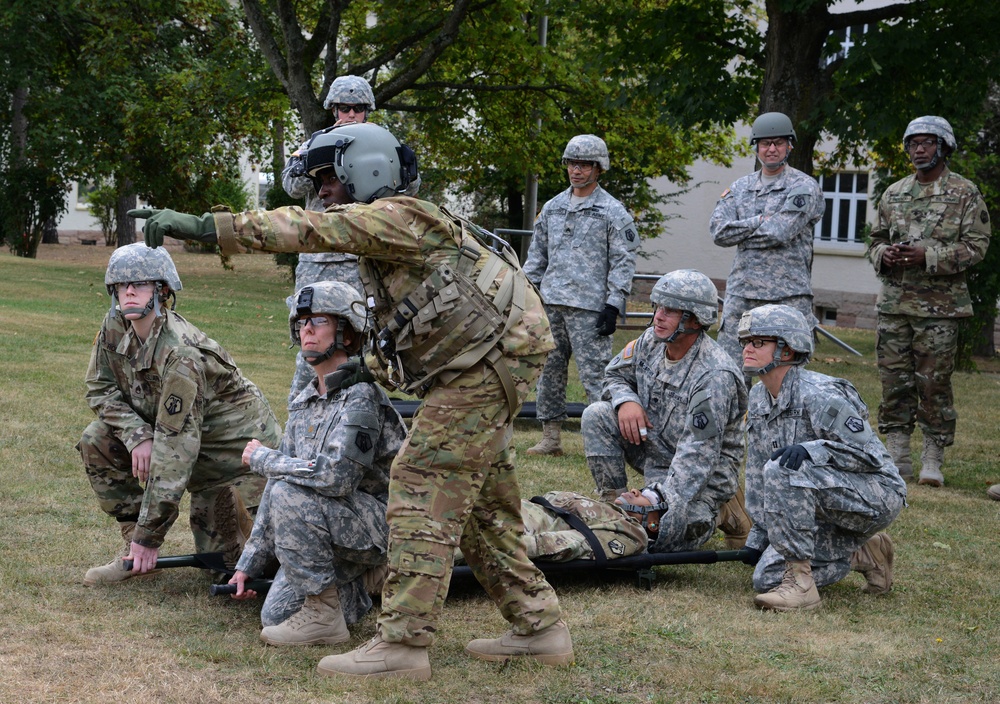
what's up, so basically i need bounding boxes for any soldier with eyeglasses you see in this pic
[710,112,825,375]
[866,116,991,487]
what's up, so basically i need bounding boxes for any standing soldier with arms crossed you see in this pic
[867,116,990,487]
[523,134,639,456]
[710,112,825,370]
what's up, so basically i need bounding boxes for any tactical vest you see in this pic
[358,208,527,415]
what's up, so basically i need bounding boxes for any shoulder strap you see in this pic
[529,495,608,566]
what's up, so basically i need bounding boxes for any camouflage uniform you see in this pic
[213,196,563,646]
[582,329,747,552]
[744,366,907,592]
[710,166,825,365]
[867,168,991,445]
[80,309,281,553]
[456,491,647,563]
[524,184,638,419]
[236,372,406,627]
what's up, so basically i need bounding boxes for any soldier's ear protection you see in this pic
[397,144,418,190]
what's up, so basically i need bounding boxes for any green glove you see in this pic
[127,208,217,249]
[328,356,376,390]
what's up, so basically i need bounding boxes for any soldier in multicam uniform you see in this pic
[581,270,749,553]
[227,281,407,647]
[281,75,373,405]
[131,123,572,682]
[455,491,648,564]
[738,305,906,612]
[710,112,825,370]
[523,134,639,456]
[867,116,991,487]
[79,244,281,586]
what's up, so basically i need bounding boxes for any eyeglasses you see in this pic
[334,104,369,115]
[907,137,938,151]
[564,160,595,172]
[114,281,154,294]
[757,138,789,149]
[294,316,333,332]
[740,338,777,348]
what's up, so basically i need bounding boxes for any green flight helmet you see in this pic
[305,123,417,203]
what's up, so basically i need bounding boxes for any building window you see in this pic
[76,181,99,210]
[822,24,870,66]
[814,172,869,247]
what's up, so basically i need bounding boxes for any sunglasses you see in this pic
[334,104,369,115]
[294,316,333,332]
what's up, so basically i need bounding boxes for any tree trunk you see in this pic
[115,175,137,248]
[759,0,833,176]
[42,216,59,244]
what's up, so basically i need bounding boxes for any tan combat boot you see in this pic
[260,585,349,646]
[317,633,431,681]
[885,431,913,480]
[850,533,895,594]
[464,619,574,665]
[84,521,160,586]
[754,560,821,612]
[215,485,256,569]
[716,485,753,549]
[918,436,945,487]
[526,421,563,456]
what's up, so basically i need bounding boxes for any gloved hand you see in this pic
[328,356,375,390]
[128,209,217,249]
[770,444,809,471]
[595,304,620,336]
[739,547,763,566]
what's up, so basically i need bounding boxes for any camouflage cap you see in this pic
[751,112,796,144]
[904,116,956,151]
[650,269,718,326]
[738,304,813,357]
[562,134,610,171]
[105,242,182,293]
[323,75,376,111]
[287,280,369,345]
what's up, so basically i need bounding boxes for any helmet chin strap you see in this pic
[743,340,787,376]
[755,142,793,170]
[664,311,700,343]
[915,149,942,172]
[301,320,348,366]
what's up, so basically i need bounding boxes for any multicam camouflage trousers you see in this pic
[876,313,959,446]
[534,305,613,422]
[257,481,386,627]
[287,258,365,406]
[78,420,266,559]
[377,352,563,646]
[750,457,905,592]
[718,293,816,369]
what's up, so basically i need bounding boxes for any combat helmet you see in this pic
[903,115,956,172]
[562,134,610,172]
[322,75,376,112]
[288,280,369,365]
[750,112,796,145]
[649,269,718,342]
[738,304,813,376]
[105,243,182,319]
[305,123,418,203]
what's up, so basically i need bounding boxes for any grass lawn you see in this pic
[0,244,997,704]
